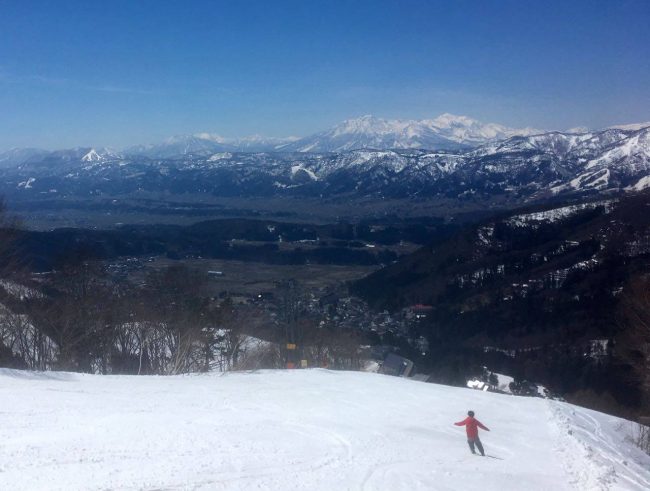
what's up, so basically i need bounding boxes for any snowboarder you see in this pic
[454,410,490,456]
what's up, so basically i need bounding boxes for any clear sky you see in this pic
[1,0,649,150]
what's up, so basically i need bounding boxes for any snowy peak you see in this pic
[607,121,650,131]
[190,133,231,144]
[428,113,490,134]
[331,115,404,136]
[81,149,102,162]
[431,112,477,127]
[80,147,121,162]
[280,114,541,152]
[427,113,540,143]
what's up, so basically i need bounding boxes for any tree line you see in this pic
[0,197,368,375]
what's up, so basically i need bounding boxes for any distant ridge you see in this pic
[5,114,650,158]
[120,114,542,157]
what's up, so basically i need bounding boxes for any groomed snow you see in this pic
[1,369,649,490]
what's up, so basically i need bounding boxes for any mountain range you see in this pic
[274,114,540,153]
[1,113,647,161]
[1,114,544,160]
[0,115,648,222]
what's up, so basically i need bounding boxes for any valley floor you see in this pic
[0,369,649,490]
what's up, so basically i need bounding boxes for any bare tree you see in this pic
[0,302,56,370]
[0,197,37,368]
[136,264,219,374]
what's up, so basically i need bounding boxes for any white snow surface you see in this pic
[493,372,514,393]
[1,369,649,491]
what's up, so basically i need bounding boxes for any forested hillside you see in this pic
[352,191,650,416]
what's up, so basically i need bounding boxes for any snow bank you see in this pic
[0,369,648,490]
[493,372,514,393]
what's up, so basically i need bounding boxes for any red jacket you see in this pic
[454,416,489,439]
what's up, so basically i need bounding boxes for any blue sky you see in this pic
[1,0,649,150]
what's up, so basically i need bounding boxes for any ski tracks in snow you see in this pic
[547,400,650,491]
[3,369,650,490]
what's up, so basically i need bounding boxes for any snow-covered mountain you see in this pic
[126,136,231,158]
[608,121,650,131]
[2,127,649,207]
[51,147,119,162]
[0,148,49,168]
[1,120,649,215]
[1,368,649,490]
[0,147,121,168]
[118,114,539,157]
[424,113,540,144]
[278,114,540,152]
[6,116,649,163]
[465,126,650,194]
[223,134,300,152]
[126,134,299,158]
[80,148,122,162]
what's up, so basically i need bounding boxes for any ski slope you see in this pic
[1,369,649,491]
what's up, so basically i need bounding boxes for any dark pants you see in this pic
[468,437,484,456]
